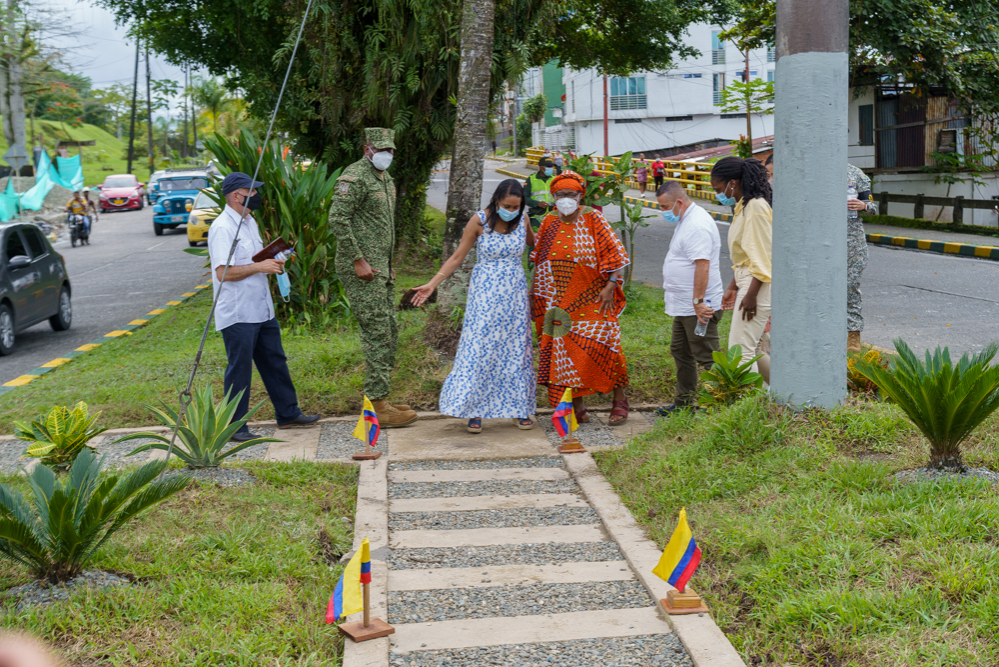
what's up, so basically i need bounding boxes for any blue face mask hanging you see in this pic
[275,248,294,302]
[715,182,737,207]
[497,207,519,222]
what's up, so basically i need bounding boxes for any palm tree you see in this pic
[190,75,228,133]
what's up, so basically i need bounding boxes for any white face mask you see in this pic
[555,197,579,216]
[370,150,393,171]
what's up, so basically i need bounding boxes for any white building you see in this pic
[561,23,775,157]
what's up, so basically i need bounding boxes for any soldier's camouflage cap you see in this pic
[365,127,396,150]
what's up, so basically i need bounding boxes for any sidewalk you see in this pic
[865,223,999,261]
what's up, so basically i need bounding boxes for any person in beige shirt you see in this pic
[710,156,772,383]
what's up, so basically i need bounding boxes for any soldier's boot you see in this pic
[390,402,412,411]
[847,331,862,354]
[371,399,418,428]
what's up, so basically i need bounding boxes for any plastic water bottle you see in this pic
[847,185,858,221]
[694,299,712,337]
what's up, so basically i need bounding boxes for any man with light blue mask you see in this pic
[524,157,558,229]
[655,181,725,416]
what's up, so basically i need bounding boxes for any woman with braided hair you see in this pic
[711,156,772,383]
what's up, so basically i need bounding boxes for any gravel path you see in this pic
[94,435,154,468]
[538,419,627,449]
[3,570,131,612]
[317,421,388,459]
[0,440,29,474]
[390,634,694,667]
[163,467,256,488]
[388,543,624,570]
[389,457,564,471]
[389,507,599,532]
[223,427,276,462]
[896,466,999,484]
[389,478,581,500]
[388,580,652,623]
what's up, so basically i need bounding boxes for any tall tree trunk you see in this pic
[744,49,751,146]
[437,0,496,313]
[127,42,139,174]
[0,0,26,155]
[190,65,198,154]
[145,50,154,176]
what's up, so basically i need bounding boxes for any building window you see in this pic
[712,31,725,64]
[610,76,647,110]
[684,73,702,79]
[571,80,575,114]
[859,104,874,146]
[713,73,725,105]
[614,118,643,124]
[566,127,576,150]
[735,70,758,82]
[767,48,775,62]
[767,70,774,83]
[720,113,747,119]
[664,115,694,122]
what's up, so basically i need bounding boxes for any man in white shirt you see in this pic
[655,181,726,416]
[208,172,319,441]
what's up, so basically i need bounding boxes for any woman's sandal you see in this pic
[467,418,482,434]
[517,418,534,430]
[608,399,630,426]
[573,402,591,424]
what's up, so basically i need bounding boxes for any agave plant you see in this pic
[699,344,764,407]
[117,385,280,468]
[0,449,188,582]
[14,403,109,471]
[853,339,999,471]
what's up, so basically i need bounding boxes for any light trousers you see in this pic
[729,265,771,380]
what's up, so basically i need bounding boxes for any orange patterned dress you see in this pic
[530,207,630,407]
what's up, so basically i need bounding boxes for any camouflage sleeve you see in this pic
[856,170,877,215]
[328,176,365,262]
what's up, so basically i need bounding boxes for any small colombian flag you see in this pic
[326,537,371,623]
[352,396,380,447]
[551,388,578,438]
[651,508,702,593]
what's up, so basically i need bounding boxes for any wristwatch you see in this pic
[692,298,706,305]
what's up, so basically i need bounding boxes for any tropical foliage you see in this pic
[203,129,348,326]
[847,349,888,394]
[852,339,999,471]
[118,385,280,469]
[14,403,109,471]
[0,449,188,582]
[699,344,764,407]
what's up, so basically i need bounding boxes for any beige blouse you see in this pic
[729,197,772,283]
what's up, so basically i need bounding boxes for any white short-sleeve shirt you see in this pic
[662,203,725,317]
[207,204,275,331]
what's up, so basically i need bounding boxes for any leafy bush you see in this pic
[853,339,999,471]
[699,344,764,407]
[14,403,109,471]
[203,130,347,327]
[847,349,889,394]
[0,449,188,582]
[118,385,280,468]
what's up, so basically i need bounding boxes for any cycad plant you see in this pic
[853,339,999,471]
[0,450,188,582]
[14,403,109,471]
[699,345,764,407]
[117,385,280,468]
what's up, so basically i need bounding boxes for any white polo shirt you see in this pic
[207,204,275,331]
[662,203,725,317]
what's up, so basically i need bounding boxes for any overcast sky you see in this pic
[42,0,190,111]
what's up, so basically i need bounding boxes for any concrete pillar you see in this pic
[771,0,849,407]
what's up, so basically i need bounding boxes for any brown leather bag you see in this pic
[252,237,292,263]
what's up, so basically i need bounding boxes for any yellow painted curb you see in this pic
[148,309,166,315]
[41,358,71,368]
[129,319,149,326]
[181,292,196,297]
[104,330,130,338]
[196,284,210,289]
[165,301,182,306]
[4,375,39,387]
[75,343,102,352]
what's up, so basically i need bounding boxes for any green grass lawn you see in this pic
[0,460,358,665]
[595,395,999,666]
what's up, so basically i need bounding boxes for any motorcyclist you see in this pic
[66,190,90,235]
[82,187,99,227]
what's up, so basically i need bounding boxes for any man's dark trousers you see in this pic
[221,318,302,431]
[670,311,724,406]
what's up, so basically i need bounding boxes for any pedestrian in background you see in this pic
[208,172,320,441]
[554,151,564,171]
[652,155,666,191]
[711,156,772,384]
[328,127,418,427]
[846,163,877,352]
[524,157,557,229]
[635,153,649,197]
[655,181,725,415]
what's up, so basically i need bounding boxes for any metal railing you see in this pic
[712,49,725,65]
[524,147,715,195]
[875,191,999,225]
[609,95,647,111]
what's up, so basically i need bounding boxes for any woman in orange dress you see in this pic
[530,170,631,425]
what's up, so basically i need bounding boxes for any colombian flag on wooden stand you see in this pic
[651,508,702,593]
[551,388,578,437]
[352,397,380,447]
[326,538,370,623]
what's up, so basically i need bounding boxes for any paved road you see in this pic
[429,159,999,356]
[0,208,207,384]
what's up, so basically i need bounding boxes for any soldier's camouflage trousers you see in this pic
[341,273,398,400]
[848,222,868,332]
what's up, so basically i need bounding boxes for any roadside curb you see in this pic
[866,233,999,261]
[494,167,733,223]
[0,284,212,395]
[486,155,519,163]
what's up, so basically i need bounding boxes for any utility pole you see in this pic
[190,64,198,156]
[744,49,752,146]
[182,65,188,158]
[126,40,139,175]
[771,0,849,407]
[145,49,154,177]
[602,74,609,156]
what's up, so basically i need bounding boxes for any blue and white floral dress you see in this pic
[439,211,536,418]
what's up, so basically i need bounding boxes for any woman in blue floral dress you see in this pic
[410,179,536,433]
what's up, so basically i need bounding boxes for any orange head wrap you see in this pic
[549,170,587,196]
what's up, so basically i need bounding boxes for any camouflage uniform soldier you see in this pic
[328,127,418,427]
[847,163,878,352]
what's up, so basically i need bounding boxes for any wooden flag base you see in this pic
[660,588,709,615]
[557,436,585,454]
[338,617,395,642]
[352,450,382,461]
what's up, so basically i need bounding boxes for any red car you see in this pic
[97,174,146,212]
